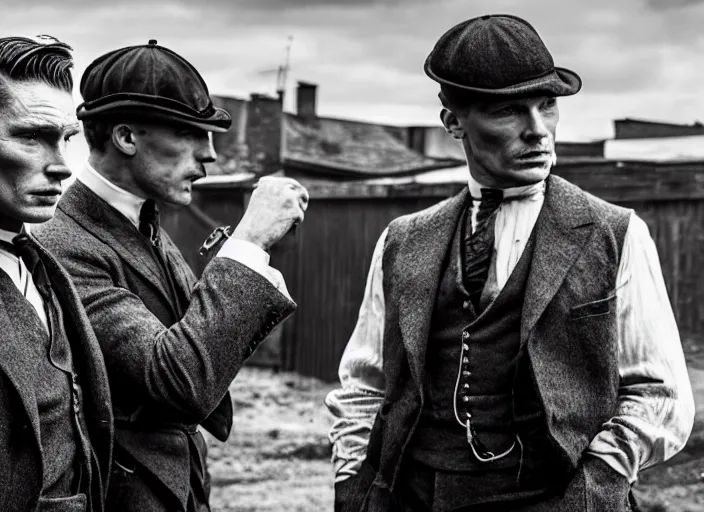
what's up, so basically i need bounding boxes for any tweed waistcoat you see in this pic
[0,280,89,502]
[408,207,538,468]
[364,176,631,501]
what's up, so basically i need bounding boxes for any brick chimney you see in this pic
[245,93,284,176]
[211,95,248,164]
[296,81,317,119]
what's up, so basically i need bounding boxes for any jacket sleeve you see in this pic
[325,228,388,483]
[52,231,296,424]
[586,212,695,483]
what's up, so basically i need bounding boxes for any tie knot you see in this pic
[140,199,159,223]
[479,188,504,203]
[12,233,30,250]
[10,234,43,276]
[476,188,503,225]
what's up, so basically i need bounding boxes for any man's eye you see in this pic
[494,107,517,116]
[23,131,40,140]
[542,98,557,109]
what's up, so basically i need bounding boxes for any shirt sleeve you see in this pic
[325,228,388,483]
[586,212,695,483]
[216,236,291,299]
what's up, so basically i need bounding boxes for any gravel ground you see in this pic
[207,361,704,512]
[207,368,336,512]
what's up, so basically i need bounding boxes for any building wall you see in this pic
[614,119,704,139]
[555,141,605,158]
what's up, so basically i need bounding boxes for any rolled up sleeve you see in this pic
[325,229,388,482]
[586,213,695,483]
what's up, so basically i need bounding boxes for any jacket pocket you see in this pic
[570,294,616,320]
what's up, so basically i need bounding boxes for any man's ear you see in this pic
[111,124,137,156]
[440,108,465,140]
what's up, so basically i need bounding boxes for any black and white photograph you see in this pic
[0,0,702,511]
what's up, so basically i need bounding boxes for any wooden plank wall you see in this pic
[161,160,704,381]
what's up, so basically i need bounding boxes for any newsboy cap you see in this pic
[425,14,581,97]
[77,39,231,132]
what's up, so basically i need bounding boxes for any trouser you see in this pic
[106,432,210,512]
[392,457,636,512]
[393,459,552,512]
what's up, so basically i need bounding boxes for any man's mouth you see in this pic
[516,151,551,160]
[31,187,62,196]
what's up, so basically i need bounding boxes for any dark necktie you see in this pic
[138,200,185,318]
[463,188,503,310]
[139,199,160,246]
[7,234,53,302]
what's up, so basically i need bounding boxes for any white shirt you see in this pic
[325,172,695,485]
[0,225,49,333]
[77,162,290,297]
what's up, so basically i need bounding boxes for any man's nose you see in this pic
[523,109,550,142]
[45,148,72,181]
[45,163,73,182]
[195,135,217,164]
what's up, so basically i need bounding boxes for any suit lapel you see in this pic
[160,232,196,303]
[0,273,42,456]
[58,181,174,307]
[521,175,595,345]
[397,189,468,387]
[32,237,114,492]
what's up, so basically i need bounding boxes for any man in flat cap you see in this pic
[34,40,308,511]
[326,14,694,512]
[0,36,113,512]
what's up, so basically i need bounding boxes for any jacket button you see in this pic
[462,331,469,340]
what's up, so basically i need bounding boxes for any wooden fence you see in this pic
[161,160,704,382]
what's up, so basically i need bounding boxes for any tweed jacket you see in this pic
[341,175,648,512]
[0,234,113,512]
[34,181,296,510]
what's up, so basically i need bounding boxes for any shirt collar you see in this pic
[0,225,28,259]
[78,161,147,228]
[467,168,546,200]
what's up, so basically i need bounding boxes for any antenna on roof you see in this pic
[276,35,294,97]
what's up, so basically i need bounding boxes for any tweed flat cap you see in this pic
[77,39,231,132]
[425,14,581,97]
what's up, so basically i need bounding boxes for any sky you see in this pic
[2,0,704,168]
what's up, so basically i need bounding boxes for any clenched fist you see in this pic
[232,176,309,251]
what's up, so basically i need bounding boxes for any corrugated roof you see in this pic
[282,113,462,177]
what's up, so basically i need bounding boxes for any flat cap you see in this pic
[77,39,231,132]
[425,14,581,97]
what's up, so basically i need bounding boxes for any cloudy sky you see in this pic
[2,0,704,150]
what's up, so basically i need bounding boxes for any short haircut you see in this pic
[82,118,115,152]
[82,115,150,152]
[0,35,73,108]
[438,84,478,113]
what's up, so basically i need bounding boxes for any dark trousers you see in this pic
[392,457,635,512]
[393,459,553,512]
[106,433,210,512]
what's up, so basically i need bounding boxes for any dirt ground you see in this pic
[207,367,335,512]
[207,357,704,512]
